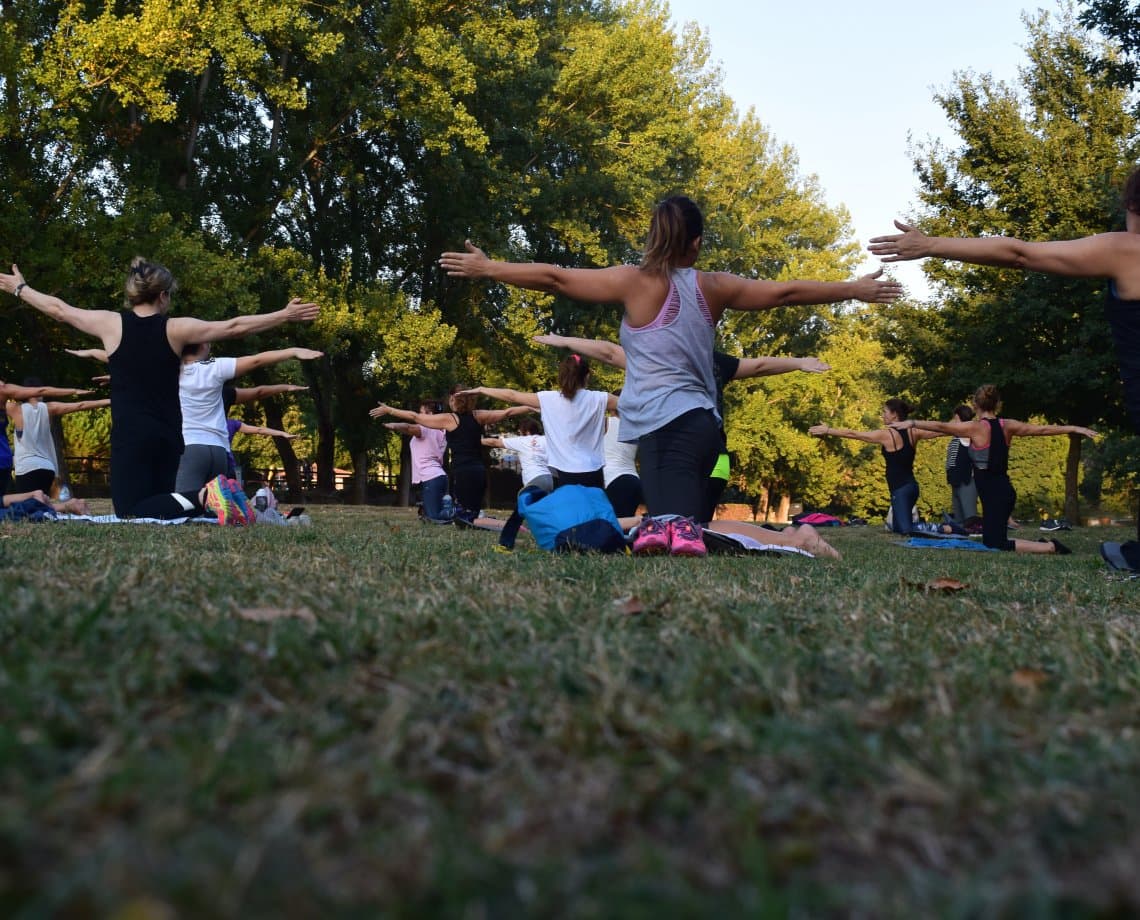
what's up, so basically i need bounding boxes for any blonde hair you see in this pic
[640,195,704,276]
[124,256,177,308]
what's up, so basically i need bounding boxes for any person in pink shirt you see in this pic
[384,399,450,521]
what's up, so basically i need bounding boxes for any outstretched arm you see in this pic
[370,404,457,430]
[809,424,893,446]
[46,398,111,416]
[167,298,320,350]
[1,266,119,341]
[1002,420,1098,439]
[476,405,535,425]
[867,219,1131,278]
[533,334,627,369]
[481,436,506,448]
[237,423,297,439]
[460,386,542,409]
[440,241,637,303]
[734,356,830,379]
[65,348,109,363]
[385,422,425,437]
[0,384,92,400]
[231,384,308,404]
[232,347,323,377]
[892,418,977,438]
[704,269,903,315]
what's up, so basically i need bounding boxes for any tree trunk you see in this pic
[351,448,369,505]
[398,437,411,507]
[51,417,69,494]
[1063,433,1083,525]
[776,494,791,524]
[262,400,302,499]
[755,485,770,521]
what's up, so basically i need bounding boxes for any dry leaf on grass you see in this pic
[1010,668,1048,690]
[903,576,969,593]
[613,594,645,615]
[236,606,316,624]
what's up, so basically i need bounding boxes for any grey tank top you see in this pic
[14,401,57,474]
[617,268,718,442]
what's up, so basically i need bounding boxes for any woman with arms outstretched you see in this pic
[461,354,617,491]
[0,258,319,518]
[442,195,900,555]
[371,386,532,523]
[810,399,941,534]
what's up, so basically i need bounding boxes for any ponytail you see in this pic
[558,354,590,399]
[640,195,704,276]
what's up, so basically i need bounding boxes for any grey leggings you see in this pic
[175,443,230,492]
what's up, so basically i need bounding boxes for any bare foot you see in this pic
[795,523,842,560]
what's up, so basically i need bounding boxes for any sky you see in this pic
[664,0,1073,298]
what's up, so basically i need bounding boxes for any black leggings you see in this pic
[112,433,182,517]
[606,474,643,518]
[13,468,55,494]
[127,490,205,520]
[551,468,605,490]
[450,464,485,519]
[637,408,721,520]
[975,469,1016,551]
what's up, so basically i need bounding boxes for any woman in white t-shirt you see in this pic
[175,343,323,492]
[461,354,617,490]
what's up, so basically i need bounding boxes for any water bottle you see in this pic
[58,484,71,501]
[441,494,454,519]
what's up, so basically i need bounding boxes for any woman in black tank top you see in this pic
[894,385,1096,554]
[371,386,534,522]
[810,398,941,533]
[0,259,319,517]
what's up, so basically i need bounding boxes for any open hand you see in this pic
[867,220,929,262]
[439,240,489,278]
[0,264,26,297]
[283,298,320,322]
[369,403,392,419]
[800,357,830,374]
[849,268,904,304]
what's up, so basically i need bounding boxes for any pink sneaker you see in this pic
[632,516,670,555]
[669,517,707,557]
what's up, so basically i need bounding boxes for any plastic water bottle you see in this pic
[58,484,71,501]
[441,494,454,519]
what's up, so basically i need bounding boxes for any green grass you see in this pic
[2,506,1139,917]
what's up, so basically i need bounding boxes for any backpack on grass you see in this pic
[518,485,626,554]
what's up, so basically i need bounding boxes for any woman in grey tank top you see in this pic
[441,196,902,555]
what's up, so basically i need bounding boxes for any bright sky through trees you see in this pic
[665,0,1071,299]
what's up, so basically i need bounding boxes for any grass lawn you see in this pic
[2,504,1138,917]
